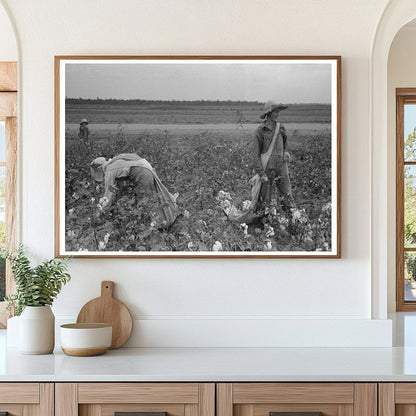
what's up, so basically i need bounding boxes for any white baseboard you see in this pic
[54,316,392,348]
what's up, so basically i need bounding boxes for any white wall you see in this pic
[387,26,416,312]
[0,3,16,61]
[0,0,393,347]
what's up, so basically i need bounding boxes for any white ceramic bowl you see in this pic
[60,323,112,356]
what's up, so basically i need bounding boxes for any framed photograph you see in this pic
[55,56,341,258]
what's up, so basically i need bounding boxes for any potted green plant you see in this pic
[4,246,71,354]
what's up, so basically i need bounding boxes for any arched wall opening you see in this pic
[387,19,416,313]
[371,0,416,319]
[0,0,18,327]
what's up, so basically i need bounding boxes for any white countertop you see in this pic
[2,346,416,382]
[2,313,416,382]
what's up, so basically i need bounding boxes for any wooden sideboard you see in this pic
[2,382,416,416]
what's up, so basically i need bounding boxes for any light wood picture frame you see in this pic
[55,56,341,258]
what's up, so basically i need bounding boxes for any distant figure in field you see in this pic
[78,118,91,153]
[90,153,179,228]
[78,118,90,142]
[235,110,246,130]
[253,101,295,214]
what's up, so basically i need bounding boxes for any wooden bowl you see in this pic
[60,323,112,356]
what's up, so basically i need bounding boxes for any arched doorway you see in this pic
[0,0,18,327]
[371,1,416,318]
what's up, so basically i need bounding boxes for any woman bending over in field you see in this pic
[90,153,179,228]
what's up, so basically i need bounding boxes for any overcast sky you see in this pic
[65,60,333,103]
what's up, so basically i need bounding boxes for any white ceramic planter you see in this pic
[19,306,55,354]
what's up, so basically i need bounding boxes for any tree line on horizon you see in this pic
[65,97,330,107]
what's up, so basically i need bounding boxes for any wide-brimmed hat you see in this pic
[90,157,108,182]
[260,101,288,119]
[80,118,88,125]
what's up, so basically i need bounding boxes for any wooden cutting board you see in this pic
[76,281,133,349]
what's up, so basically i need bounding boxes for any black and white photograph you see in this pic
[55,56,341,257]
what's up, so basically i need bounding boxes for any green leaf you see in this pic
[5,245,71,315]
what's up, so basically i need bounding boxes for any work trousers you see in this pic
[259,162,295,213]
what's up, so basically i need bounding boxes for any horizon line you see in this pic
[65,97,331,105]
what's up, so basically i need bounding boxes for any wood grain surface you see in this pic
[77,383,199,404]
[233,383,354,404]
[0,62,17,91]
[379,383,395,416]
[354,383,377,416]
[217,384,233,416]
[0,383,39,403]
[0,92,16,121]
[55,383,78,416]
[76,281,133,348]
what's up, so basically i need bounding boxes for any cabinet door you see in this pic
[379,383,416,416]
[217,383,377,416]
[0,383,53,416]
[55,383,215,416]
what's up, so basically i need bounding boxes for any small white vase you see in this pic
[19,306,55,354]
[6,315,20,347]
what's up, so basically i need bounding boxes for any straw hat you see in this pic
[260,101,288,119]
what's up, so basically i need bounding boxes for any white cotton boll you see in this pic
[322,202,332,213]
[240,223,248,235]
[292,209,301,220]
[216,190,231,201]
[212,241,223,251]
[266,226,275,237]
[242,200,251,211]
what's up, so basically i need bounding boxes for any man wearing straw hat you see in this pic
[78,118,90,152]
[78,118,90,142]
[253,101,295,214]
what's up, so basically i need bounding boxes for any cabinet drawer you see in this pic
[0,383,39,403]
[56,383,215,416]
[78,383,200,404]
[0,383,53,415]
[217,383,376,416]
